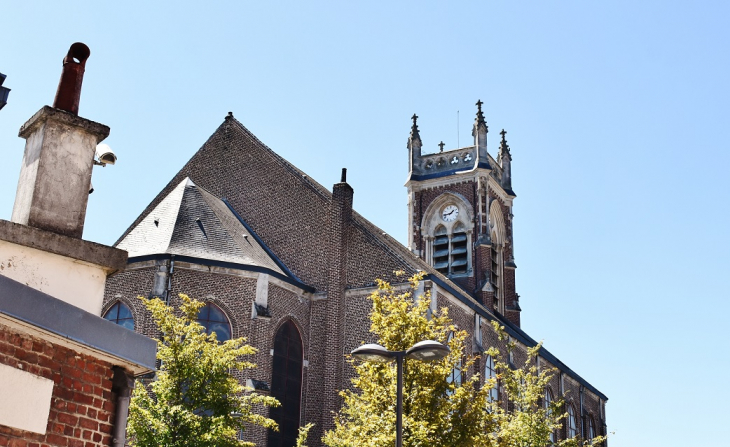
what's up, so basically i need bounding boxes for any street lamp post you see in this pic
[351,340,450,447]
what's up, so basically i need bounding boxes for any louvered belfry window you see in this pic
[433,226,450,274]
[451,223,468,274]
[268,320,303,447]
[432,224,469,276]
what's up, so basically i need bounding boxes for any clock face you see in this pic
[442,205,459,222]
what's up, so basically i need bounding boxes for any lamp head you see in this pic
[351,343,394,363]
[406,340,450,362]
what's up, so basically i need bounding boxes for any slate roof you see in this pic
[117,177,288,277]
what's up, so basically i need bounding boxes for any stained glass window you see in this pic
[103,301,134,330]
[196,303,231,342]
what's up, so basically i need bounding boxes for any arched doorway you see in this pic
[268,320,303,447]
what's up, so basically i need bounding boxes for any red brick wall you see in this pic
[0,324,117,447]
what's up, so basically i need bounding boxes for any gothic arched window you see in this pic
[196,303,231,342]
[446,332,462,395]
[545,387,555,443]
[268,320,303,447]
[567,403,578,438]
[485,354,499,403]
[103,301,134,330]
[587,415,596,441]
[422,195,473,278]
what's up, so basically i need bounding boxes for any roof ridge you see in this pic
[228,118,333,203]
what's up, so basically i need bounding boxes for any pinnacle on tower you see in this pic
[410,113,421,143]
[499,129,511,158]
[472,100,489,162]
[498,128,514,193]
[475,99,487,128]
[408,113,423,173]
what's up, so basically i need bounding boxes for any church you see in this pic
[104,103,608,446]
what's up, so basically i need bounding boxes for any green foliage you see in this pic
[295,423,314,447]
[128,294,279,447]
[323,273,606,447]
[487,321,605,447]
[323,273,496,447]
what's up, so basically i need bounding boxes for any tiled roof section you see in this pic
[115,116,332,290]
[117,179,188,256]
[118,177,285,275]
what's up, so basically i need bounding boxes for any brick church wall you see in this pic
[0,324,117,447]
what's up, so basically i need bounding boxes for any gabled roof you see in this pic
[117,177,288,278]
[115,115,605,399]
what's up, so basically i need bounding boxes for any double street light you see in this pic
[351,340,450,447]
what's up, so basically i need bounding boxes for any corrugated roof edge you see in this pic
[426,274,608,401]
[127,254,316,294]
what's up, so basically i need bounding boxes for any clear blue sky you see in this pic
[2,2,728,445]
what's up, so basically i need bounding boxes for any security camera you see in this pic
[94,143,116,166]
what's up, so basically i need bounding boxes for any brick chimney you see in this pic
[323,167,353,431]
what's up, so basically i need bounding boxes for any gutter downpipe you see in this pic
[165,255,175,304]
[112,366,135,447]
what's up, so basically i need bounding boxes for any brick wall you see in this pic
[0,324,117,447]
[103,116,605,447]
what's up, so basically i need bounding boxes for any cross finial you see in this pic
[499,128,511,156]
[438,141,445,152]
[409,113,422,144]
[476,99,483,112]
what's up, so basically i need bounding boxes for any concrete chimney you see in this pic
[10,43,109,239]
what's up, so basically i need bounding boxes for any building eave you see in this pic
[0,275,156,376]
[425,273,608,401]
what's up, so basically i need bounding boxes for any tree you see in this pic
[488,321,606,447]
[323,273,496,447]
[322,273,606,447]
[128,294,279,447]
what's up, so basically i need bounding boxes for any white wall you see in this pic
[0,240,107,315]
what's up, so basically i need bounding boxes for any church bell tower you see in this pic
[406,101,521,326]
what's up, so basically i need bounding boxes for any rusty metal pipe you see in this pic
[53,42,90,115]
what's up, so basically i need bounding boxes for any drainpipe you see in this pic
[579,385,585,439]
[165,255,176,304]
[112,367,134,447]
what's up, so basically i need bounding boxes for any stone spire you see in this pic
[498,129,513,191]
[472,100,489,168]
[408,113,422,173]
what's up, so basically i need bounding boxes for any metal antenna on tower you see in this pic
[457,110,460,149]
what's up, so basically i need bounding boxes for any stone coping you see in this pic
[0,220,127,273]
[18,106,110,141]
